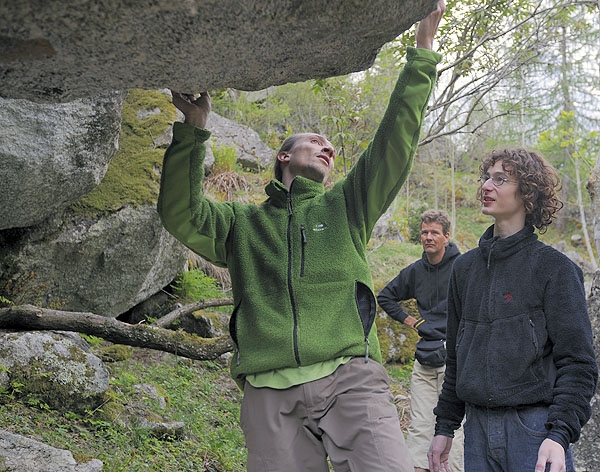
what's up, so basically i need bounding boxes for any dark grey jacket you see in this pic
[434,225,598,450]
[378,242,460,366]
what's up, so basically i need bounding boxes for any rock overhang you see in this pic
[0,0,438,103]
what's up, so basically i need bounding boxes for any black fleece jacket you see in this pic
[434,225,598,450]
[378,242,460,342]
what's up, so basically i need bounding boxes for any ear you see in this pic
[277,151,290,163]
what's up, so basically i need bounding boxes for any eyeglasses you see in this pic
[479,174,518,187]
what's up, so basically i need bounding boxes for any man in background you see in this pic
[378,210,464,472]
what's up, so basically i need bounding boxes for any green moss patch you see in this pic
[71,89,178,217]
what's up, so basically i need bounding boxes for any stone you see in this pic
[0,0,439,103]
[0,205,188,317]
[0,331,109,413]
[0,430,103,472]
[0,91,126,230]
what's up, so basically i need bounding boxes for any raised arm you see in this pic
[341,3,445,239]
[416,0,445,50]
[158,90,234,267]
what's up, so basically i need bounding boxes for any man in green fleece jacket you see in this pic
[158,2,444,470]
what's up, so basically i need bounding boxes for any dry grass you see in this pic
[205,171,251,202]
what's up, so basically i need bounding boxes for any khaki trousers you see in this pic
[407,360,464,471]
[240,357,413,472]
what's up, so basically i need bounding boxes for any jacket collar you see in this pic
[479,224,538,265]
[421,241,461,269]
[265,176,325,208]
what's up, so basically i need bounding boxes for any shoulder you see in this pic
[400,258,424,277]
[532,242,584,278]
[454,248,479,267]
[449,248,481,281]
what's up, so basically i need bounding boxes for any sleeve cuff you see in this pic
[173,121,211,142]
[406,46,443,64]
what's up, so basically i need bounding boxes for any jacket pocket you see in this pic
[415,338,446,367]
[229,302,241,364]
[487,310,548,395]
[355,281,376,336]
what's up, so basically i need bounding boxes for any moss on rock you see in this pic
[71,89,177,217]
[97,345,134,363]
[377,299,419,364]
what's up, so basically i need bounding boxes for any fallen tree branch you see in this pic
[153,297,234,328]
[0,304,234,361]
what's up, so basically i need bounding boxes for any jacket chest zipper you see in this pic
[300,225,307,277]
[287,194,301,365]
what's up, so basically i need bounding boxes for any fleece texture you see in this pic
[434,225,598,450]
[158,47,442,382]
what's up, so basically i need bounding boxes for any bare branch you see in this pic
[0,305,234,361]
[153,297,234,328]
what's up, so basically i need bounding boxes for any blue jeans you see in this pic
[464,404,574,472]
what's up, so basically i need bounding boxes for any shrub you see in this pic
[212,144,238,173]
[171,270,221,303]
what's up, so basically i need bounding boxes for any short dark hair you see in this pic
[421,209,451,235]
[477,148,563,233]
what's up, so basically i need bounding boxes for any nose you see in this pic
[481,177,494,190]
[322,145,334,159]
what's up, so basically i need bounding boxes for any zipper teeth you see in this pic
[300,225,306,277]
[287,194,301,365]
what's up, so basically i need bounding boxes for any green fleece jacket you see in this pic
[158,47,441,382]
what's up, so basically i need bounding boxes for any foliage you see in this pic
[170,270,222,304]
[211,144,239,173]
[211,75,377,185]
[210,88,293,146]
[386,361,414,390]
[407,204,429,244]
[538,111,598,179]
[403,0,600,150]
[78,334,104,348]
[537,110,600,264]
[205,171,251,202]
[368,239,423,295]
[310,78,364,177]
[0,352,246,471]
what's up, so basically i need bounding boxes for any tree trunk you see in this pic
[574,159,598,270]
[589,155,600,258]
[0,305,234,361]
